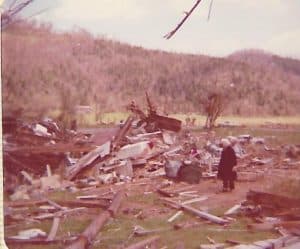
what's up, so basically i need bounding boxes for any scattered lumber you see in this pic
[64,190,125,249]
[162,198,228,225]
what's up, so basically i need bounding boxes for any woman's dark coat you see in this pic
[218,146,237,180]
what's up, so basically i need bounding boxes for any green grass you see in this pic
[91,195,278,249]
[127,193,157,206]
[4,190,280,249]
[49,109,300,128]
[169,114,300,127]
[209,126,300,145]
[5,213,277,249]
[93,214,277,249]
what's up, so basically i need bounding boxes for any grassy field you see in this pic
[74,113,300,145]
[75,112,300,127]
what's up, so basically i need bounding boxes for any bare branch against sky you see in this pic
[1,0,34,29]
[164,0,203,40]
[1,0,300,58]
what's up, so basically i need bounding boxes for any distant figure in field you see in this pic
[217,138,237,192]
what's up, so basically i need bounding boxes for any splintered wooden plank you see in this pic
[47,217,60,241]
[66,141,111,180]
[162,198,228,225]
[179,204,228,225]
[64,190,125,249]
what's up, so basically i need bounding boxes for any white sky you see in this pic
[3,0,300,58]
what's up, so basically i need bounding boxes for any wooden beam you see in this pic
[64,190,125,249]
[47,217,60,241]
[113,116,134,149]
[162,198,228,225]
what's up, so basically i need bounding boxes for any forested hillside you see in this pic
[2,21,300,118]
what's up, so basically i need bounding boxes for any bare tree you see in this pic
[203,92,225,129]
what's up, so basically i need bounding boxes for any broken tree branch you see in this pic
[1,0,34,29]
[164,0,203,39]
[65,190,125,249]
[207,0,214,21]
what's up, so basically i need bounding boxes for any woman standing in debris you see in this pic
[218,139,237,192]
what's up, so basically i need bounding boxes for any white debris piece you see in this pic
[116,141,151,160]
[115,160,133,179]
[10,228,47,240]
[33,124,51,137]
[40,175,61,190]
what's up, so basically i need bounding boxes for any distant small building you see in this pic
[75,105,93,114]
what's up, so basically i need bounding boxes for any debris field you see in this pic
[3,100,300,249]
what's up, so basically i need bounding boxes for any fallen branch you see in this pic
[65,190,125,249]
[164,0,203,39]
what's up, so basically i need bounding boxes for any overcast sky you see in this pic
[3,0,300,58]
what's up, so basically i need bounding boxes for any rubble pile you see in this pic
[3,116,94,193]
[3,99,300,248]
